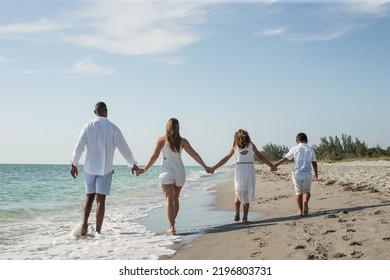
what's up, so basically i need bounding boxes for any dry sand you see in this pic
[167,161,390,260]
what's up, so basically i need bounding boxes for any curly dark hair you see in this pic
[233,129,251,149]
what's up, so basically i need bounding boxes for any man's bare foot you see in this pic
[80,224,88,236]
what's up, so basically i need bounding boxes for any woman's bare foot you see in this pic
[166,228,176,235]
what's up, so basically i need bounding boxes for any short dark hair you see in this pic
[296,132,308,142]
[94,102,107,114]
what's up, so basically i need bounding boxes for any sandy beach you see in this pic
[167,160,390,260]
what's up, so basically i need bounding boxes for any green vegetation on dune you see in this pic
[256,134,390,163]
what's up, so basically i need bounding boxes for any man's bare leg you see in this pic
[81,194,95,236]
[95,194,106,234]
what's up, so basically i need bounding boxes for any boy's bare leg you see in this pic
[296,194,304,216]
[303,192,311,215]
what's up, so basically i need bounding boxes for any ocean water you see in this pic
[0,164,233,260]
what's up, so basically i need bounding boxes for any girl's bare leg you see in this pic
[242,203,250,223]
[234,195,241,221]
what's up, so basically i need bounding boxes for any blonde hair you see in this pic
[166,118,182,153]
[233,129,251,149]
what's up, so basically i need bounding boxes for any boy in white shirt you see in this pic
[275,133,318,216]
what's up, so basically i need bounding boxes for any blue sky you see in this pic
[0,0,389,165]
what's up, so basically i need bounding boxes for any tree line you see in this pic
[257,134,390,162]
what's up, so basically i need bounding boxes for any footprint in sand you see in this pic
[253,237,268,247]
[351,250,363,259]
[333,252,347,258]
[323,230,337,235]
[294,245,306,250]
[350,241,363,246]
[342,235,352,241]
[324,180,337,185]
[326,214,339,219]
[382,237,390,241]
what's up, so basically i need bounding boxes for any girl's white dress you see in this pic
[234,143,255,204]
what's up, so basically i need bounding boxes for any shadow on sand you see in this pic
[178,202,390,237]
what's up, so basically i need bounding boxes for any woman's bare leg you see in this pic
[173,185,182,225]
[162,184,176,234]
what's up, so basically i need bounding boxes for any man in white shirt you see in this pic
[275,133,318,216]
[70,102,139,236]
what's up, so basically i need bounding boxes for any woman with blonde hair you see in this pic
[209,129,276,223]
[137,118,210,234]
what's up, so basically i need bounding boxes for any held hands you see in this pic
[270,164,277,172]
[136,168,146,176]
[205,167,215,174]
[131,165,140,175]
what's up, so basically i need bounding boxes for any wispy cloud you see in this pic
[0,58,116,76]
[255,27,286,36]
[71,58,116,75]
[62,1,208,56]
[255,1,390,42]
[0,18,65,35]
[0,1,210,56]
[338,1,390,17]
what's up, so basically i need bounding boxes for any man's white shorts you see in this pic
[292,174,311,195]
[83,170,114,195]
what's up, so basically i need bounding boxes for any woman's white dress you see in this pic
[234,143,255,204]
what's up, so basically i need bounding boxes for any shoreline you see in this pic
[166,161,390,260]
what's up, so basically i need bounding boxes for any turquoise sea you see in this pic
[0,164,234,260]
